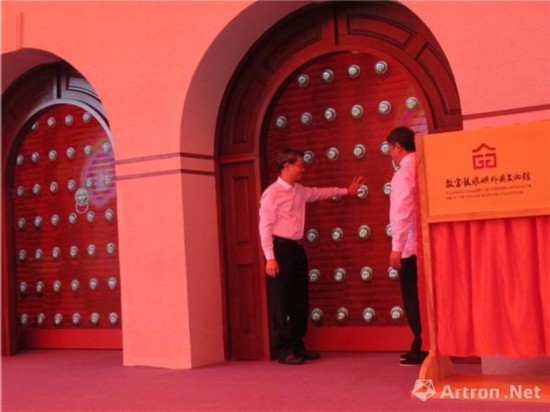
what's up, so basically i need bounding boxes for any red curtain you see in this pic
[430,215,550,357]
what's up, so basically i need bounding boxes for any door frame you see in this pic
[217,1,463,360]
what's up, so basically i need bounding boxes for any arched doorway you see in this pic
[2,60,122,354]
[218,1,462,360]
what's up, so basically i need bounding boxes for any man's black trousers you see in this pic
[267,237,308,360]
[399,254,422,354]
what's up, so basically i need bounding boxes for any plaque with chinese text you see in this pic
[419,120,550,222]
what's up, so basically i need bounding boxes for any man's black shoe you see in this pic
[278,353,305,365]
[299,351,321,360]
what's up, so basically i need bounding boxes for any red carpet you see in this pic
[2,350,548,411]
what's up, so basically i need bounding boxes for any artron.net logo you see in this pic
[411,379,436,402]
[411,379,544,402]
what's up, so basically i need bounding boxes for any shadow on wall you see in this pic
[178,1,313,156]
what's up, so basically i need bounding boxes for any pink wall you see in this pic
[2,0,549,369]
[406,1,550,128]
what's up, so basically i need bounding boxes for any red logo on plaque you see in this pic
[472,143,497,169]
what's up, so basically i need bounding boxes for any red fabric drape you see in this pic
[430,215,550,357]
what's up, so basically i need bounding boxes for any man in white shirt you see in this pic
[259,148,364,365]
[387,127,426,366]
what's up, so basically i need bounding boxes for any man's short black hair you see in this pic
[276,148,304,169]
[386,127,416,152]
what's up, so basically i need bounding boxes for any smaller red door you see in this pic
[12,104,122,349]
[221,161,268,359]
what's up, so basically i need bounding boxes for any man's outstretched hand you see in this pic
[348,176,366,196]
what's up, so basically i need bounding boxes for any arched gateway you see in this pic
[2,61,122,354]
[218,1,462,360]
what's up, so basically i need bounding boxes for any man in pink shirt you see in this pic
[387,127,426,366]
[259,148,364,365]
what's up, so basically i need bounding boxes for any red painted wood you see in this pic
[335,1,462,130]
[265,52,427,333]
[220,162,267,359]
[305,326,413,352]
[20,329,122,349]
[12,104,122,348]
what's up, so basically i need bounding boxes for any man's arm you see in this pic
[303,176,365,202]
[389,172,415,269]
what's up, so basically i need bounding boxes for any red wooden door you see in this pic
[264,52,428,350]
[221,161,267,359]
[12,104,122,349]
